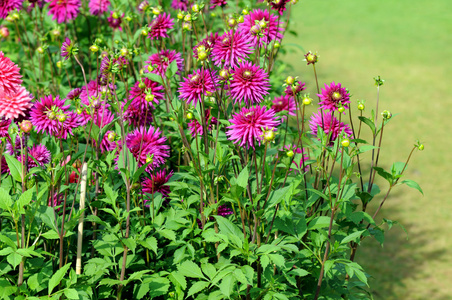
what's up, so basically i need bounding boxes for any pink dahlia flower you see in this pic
[148,13,174,40]
[187,108,217,137]
[128,78,164,110]
[179,68,218,107]
[0,156,8,174]
[0,0,23,19]
[171,0,188,11]
[317,82,351,112]
[107,11,123,30]
[272,95,296,118]
[210,0,227,9]
[309,110,352,144]
[229,61,270,106]
[284,145,310,172]
[285,81,306,97]
[268,0,290,15]
[125,126,170,172]
[227,105,279,149]
[142,169,173,199]
[145,50,184,77]
[30,95,82,139]
[60,37,72,60]
[19,144,51,168]
[123,103,153,128]
[79,80,114,110]
[0,85,33,120]
[0,51,22,96]
[212,30,253,67]
[238,9,283,47]
[88,0,110,15]
[0,118,11,137]
[193,33,220,60]
[46,0,80,23]
[65,87,82,101]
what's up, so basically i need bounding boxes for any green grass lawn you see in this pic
[282,1,452,298]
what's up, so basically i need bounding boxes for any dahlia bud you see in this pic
[418,144,424,151]
[76,108,83,114]
[12,13,19,20]
[338,106,345,113]
[57,114,67,122]
[263,130,276,143]
[228,18,237,28]
[381,110,392,120]
[138,81,146,89]
[286,150,294,157]
[5,16,14,22]
[197,50,207,61]
[184,14,192,22]
[177,12,184,20]
[112,11,119,19]
[238,16,244,23]
[52,29,61,37]
[56,61,63,68]
[147,65,154,72]
[132,183,141,190]
[302,96,312,105]
[242,9,249,15]
[210,12,216,17]
[186,112,193,120]
[258,19,267,29]
[285,76,295,85]
[304,51,318,65]
[20,121,33,133]
[341,139,350,147]
[89,45,99,53]
[145,94,154,102]
[182,22,192,31]
[191,4,199,12]
[274,42,281,48]
[374,76,385,86]
[146,155,154,164]
[357,102,365,111]
[0,26,9,38]
[107,132,116,142]
[219,68,229,80]
[48,111,57,120]
[120,47,129,56]
[250,25,261,35]
[141,28,148,36]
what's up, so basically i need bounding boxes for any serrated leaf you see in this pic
[169,271,187,290]
[341,230,366,244]
[214,216,243,247]
[7,252,22,269]
[158,229,176,241]
[236,166,249,189]
[0,188,13,211]
[288,268,309,277]
[178,260,206,279]
[308,216,335,230]
[139,236,157,254]
[219,274,235,298]
[187,281,209,298]
[18,188,34,213]
[268,254,285,268]
[63,289,79,299]
[261,255,270,270]
[401,179,423,195]
[4,154,22,182]
[48,263,71,295]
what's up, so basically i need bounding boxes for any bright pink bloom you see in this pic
[179,68,218,107]
[0,118,11,137]
[145,50,184,77]
[268,0,290,15]
[0,85,33,120]
[0,51,22,96]
[317,82,351,112]
[285,81,306,97]
[238,9,283,47]
[171,0,188,11]
[107,11,123,30]
[309,110,352,144]
[125,126,170,172]
[187,109,217,137]
[60,37,72,60]
[142,169,173,199]
[227,105,279,149]
[229,61,270,106]
[88,0,110,15]
[210,0,227,9]
[193,33,220,59]
[148,13,174,40]
[46,0,80,23]
[211,30,253,67]
[128,78,164,110]
[19,144,51,168]
[272,95,296,118]
[0,0,23,19]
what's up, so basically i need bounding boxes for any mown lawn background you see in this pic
[282,0,452,299]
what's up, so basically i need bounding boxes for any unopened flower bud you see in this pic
[89,45,99,53]
[228,18,237,28]
[184,14,192,22]
[219,69,229,80]
[258,19,267,29]
[145,94,154,102]
[57,114,67,122]
[146,156,153,164]
[210,12,216,17]
[286,150,294,157]
[177,12,184,20]
[250,24,260,35]
[263,130,276,143]
[12,13,19,20]
[37,47,44,54]
[191,4,199,12]
[242,9,249,15]
[51,29,60,37]
[197,50,207,61]
[147,65,154,72]
[285,76,295,85]
[141,28,148,36]
[304,51,318,65]
[302,96,312,105]
[107,132,116,142]
[56,61,63,68]
[125,15,132,22]
[186,112,193,120]
[48,112,57,120]
[112,11,119,19]
[152,7,161,15]
[418,144,424,151]
[238,16,244,23]
[20,121,33,133]
[6,16,14,22]
[182,22,191,31]
[138,81,146,89]
[120,47,129,56]
[381,110,392,120]
[274,42,280,48]
[341,139,350,147]
[76,108,83,114]
[132,183,141,190]
[357,103,365,111]
[338,106,345,113]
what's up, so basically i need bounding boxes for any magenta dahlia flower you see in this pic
[227,105,279,149]
[79,80,114,110]
[268,0,290,15]
[123,103,153,128]
[148,13,174,40]
[272,95,296,118]
[128,78,164,110]
[318,82,351,112]
[0,0,23,19]
[0,118,11,137]
[187,108,217,137]
[211,30,253,67]
[88,0,110,15]
[171,0,188,11]
[283,145,310,172]
[145,50,184,77]
[125,126,170,172]
[65,87,82,101]
[0,85,33,120]
[229,61,270,106]
[6,135,24,156]
[142,169,173,198]
[60,37,73,60]
[46,0,80,23]
[238,9,283,47]
[210,0,227,9]
[137,0,149,12]
[0,51,22,96]
[193,33,220,60]
[309,110,352,144]
[179,68,219,107]
[19,144,51,168]
[30,95,82,139]
[0,156,8,174]
[107,11,123,31]
[285,81,306,97]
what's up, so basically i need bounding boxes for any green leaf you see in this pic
[0,188,13,211]
[6,252,21,269]
[169,271,187,290]
[219,274,235,298]
[143,72,163,85]
[158,229,176,241]
[4,154,22,182]
[177,260,206,279]
[358,116,376,134]
[401,180,423,195]
[288,268,309,277]
[187,281,209,298]
[308,216,335,230]
[0,234,16,249]
[48,263,71,295]
[268,254,285,268]
[214,216,244,248]
[373,167,393,184]
[236,165,249,189]
[18,187,34,213]
[139,236,157,254]
[341,230,366,244]
[63,289,79,299]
